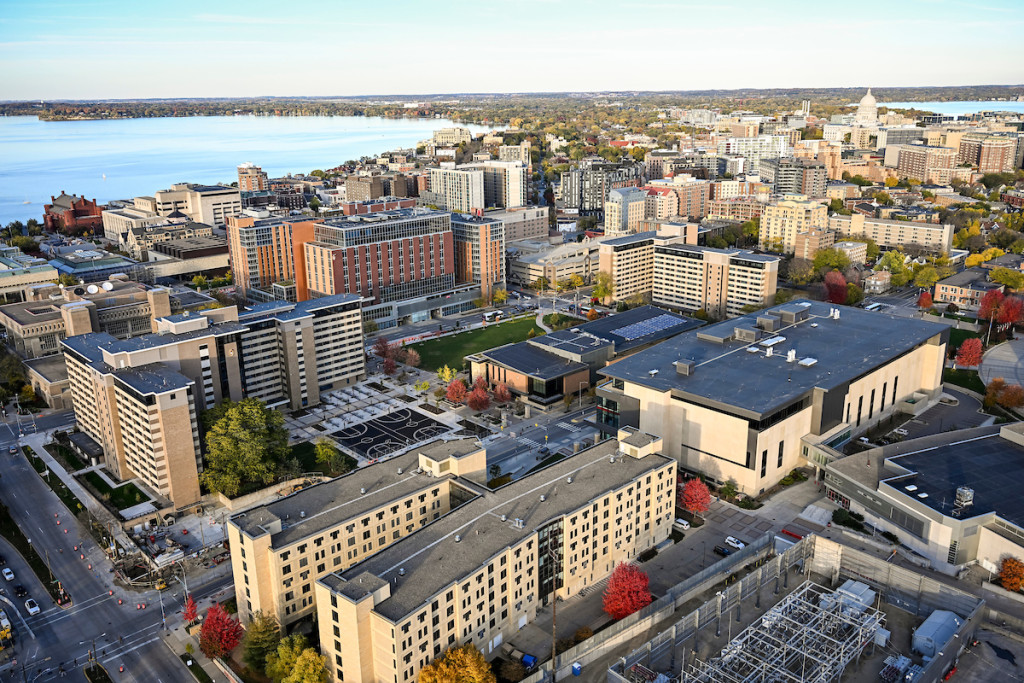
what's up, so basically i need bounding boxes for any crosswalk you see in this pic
[518,437,541,448]
[556,422,581,433]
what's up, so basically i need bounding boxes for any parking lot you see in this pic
[890,388,993,441]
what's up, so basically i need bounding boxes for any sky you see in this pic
[1,0,1023,100]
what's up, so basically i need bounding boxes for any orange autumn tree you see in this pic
[1000,556,1024,593]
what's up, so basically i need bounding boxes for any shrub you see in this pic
[737,498,758,509]
[881,531,900,545]
[779,476,794,486]
[574,627,594,644]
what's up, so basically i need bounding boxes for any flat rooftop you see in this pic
[324,439,672,621]
[230,439,484,549]
[600,300,947,418]
[113,362,193,395]
[882,426,1024,528]
[480,342,589,380]
[530,306,702,356]
[24,354,69,382]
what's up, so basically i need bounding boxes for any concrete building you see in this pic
[894,145,957,185]
[122,221,213,260]
[825,423,1024,576]
[507,238,606,289]
[597,301,947,494]
[135,184,242,228]
[645,176,711,220]
[828,213,954,254]
[498,140,531,167]
[834,240,869,265]
[793,229,835,261]
[101,205,165,242]
[559,161,643,215]
[432,127,472,146]
[707,197,766,223]
[227,216,321,301]
[759,158,827,197]
[451,213,505,301]
[346,175,386,203]
[652,244,780,319]
[0,247,59,301]
[310,433,675,683]
[485,207,548,242]
[238,163,269,192]
[429,167,485,213]
[715,136,789,174]
[604,187,648,237]
[759,196,828,253]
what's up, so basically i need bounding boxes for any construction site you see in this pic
[608,535,986,683]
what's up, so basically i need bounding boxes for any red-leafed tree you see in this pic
[824,270,847,305]
[603,563,653,620]
[979,289,1005,320]
[382,357,397,376]
[372,336,395,360]
[473,375,488,392]
[955,337,983,367]
[997,296,1024,326]
[199,603,244,659]
[999,384,1024,409]
[679,478,712,519]
[446,379,468,403]
[467,387,491,412]
[403,348,421,368]
[183,594,198,625]
[916,291,933,309]
[1000,556,1024,593]
[493,382,512,404]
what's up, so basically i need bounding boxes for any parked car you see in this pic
[13,584,26,597]
[24,598,39,616]
[725,536,745,550]
[2,568,13,581]
[893,428,909,437]
[8,446,16,454]
[674,518,691,531]
[713,545,732,557]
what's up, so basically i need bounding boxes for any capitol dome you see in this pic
[855,88,878,124]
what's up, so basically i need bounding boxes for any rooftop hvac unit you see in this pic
[905,485,918,492]
[674,359,695,376]
[765,347,774,358]
[798,357,818,367]
[955,486,974,507]
[786,349,797,363]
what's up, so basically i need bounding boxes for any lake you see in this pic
[0,115,499,226]
[882,100,1024,116]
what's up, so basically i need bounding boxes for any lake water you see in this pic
[882,100,1024,115]
[0,115,498,226]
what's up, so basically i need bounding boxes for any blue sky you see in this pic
[1,0,1022,99]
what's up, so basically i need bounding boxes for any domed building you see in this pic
[855,88,878,125]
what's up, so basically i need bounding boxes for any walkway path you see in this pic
[535,312,552,333]
[980,339,1024,386]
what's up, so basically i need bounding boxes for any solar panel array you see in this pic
[610,314,682,341]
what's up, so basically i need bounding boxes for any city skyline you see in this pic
[1,0,1022,100]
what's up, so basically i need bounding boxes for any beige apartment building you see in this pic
[828,213,953,254]
[485,207,548,242]
[793,229,835,261]
[498,140,531,167]
[604,188,647,237]
[759,195,828,253]
[707,197,766,223]
[238,163,269,192]
[598,301,948,495]
[462,161,528,209]
[310,431,675,683]
[652,244,779,319]
[597,228,695,304]
[432,127,472,147]
[894,145,956,185]
[957,134,1017,174]
[428,167,485,212]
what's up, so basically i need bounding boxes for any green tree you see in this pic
[875,250,911,287]
[56,273,78,287]
[285,649,328,683]
[201,398,290,497]
[812,248,851,273]
[19,384,36,406]
[593,271,615,301]
[308,197,322,215]
[532,277,549,292]
[846,282,865,306]
[242,610,282,673]
[491,288,508,305]
[266,635,327,683]
[314,438,350,474]
[192,275,208,289]
[913,266,939,289]
[568,273,584,289]
[991,267,1024,291]
[787,258,815,285]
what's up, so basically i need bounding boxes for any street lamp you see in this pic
[578,381,586,410]
[702,541,707,570]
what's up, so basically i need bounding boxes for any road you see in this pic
[486,407,599,479]
[0,419,231,682]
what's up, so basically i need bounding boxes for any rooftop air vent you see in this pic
[299,511,305,518]
[648,369,659,377]
[567,476,573,484]
[765,347,774,358]
[674,360,695,376]
[746,347,759,354]
[501,514,507,522]
[397,467,403,475]
[904,485,918,492]
[540,495,546,502]
[455,534,462,542]
[787,349,797,363]
[360,487,366,495]
[918,492,929,499]
[760,336,786,347]
[398,568,405,576]
[810,323,819,328]
[798,357,818,367]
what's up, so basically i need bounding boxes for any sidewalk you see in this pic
[162,624,231,683]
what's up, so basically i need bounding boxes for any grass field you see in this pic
[82,471,149,510]
[949,327,983,350]
[943,368,986,394]
[408,317,540,371]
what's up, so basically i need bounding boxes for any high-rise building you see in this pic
[707,197,766,223]
[957,134,1017,174]
[485,206,549,242]
[604,187,647,237]
[597,229,694,304]
[237,163,269,192]
[346,174,386,203]
[559,161,643,214]
[226,216,321,301]
[759,158,827,197]
[428,167,485,212]
[645,175,711,220]
[461,161,527,208]
[432,127,472,146]
[894,145,957,184]
[793,228,836,261]
[652,244,779,318]
[715,135,790,174]
[828,213,954,254]
[451,213,505,300]
[759,196,828,253]
[498,140,531,167]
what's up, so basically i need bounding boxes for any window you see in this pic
[869,389,876,420]
[777,441,784,469]
[760,450,767,478]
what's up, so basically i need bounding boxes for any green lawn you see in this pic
[943,368,986,394]
[544,313,583,331]
[82,471,149,510]
[408,317,541,371]
[949,327,983,350]
[291,441,356,476]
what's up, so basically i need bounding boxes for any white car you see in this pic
[24,598,39,616]
[674,518,691,531]
[2,568,13,581]
[893,428,909,437]
[725,536,745,550]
